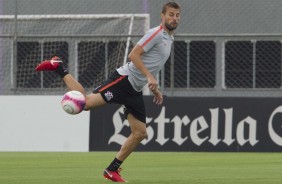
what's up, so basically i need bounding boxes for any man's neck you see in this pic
[161,24,174,35]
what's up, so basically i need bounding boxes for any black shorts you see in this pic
[93,71,146,123]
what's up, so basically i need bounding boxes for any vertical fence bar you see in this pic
[215,39,223,90]
[186,40,190,88]
[73,40,78,80]
[170,42,175,95]
[221,40,226,89]
[252,40,256,88]
[40,40,44,88]
[105,40,108,79]
[123,15,134,65]
[281,41,282,89]
[12,0,18,90]
[160,64,165,93]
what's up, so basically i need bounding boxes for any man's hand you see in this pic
[147,74,158,91]
[147,74,163,105]
[152,88,163,105]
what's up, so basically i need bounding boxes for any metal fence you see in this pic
[166,35,282,97]
[1,0,282,97]
[2,34,282,97]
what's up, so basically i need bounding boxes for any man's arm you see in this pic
[128,44,158,91]
[128,44,163,105]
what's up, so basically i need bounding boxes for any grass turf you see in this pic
[0,152,281,184]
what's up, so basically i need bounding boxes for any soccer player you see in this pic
[35,1,180,182]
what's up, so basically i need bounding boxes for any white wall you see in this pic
[0,96,89,152]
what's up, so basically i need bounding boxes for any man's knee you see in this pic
[132,130,147,142]
[127,113,147,141]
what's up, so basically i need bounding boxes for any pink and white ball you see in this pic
[61,90,86,115]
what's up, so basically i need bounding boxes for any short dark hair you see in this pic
[162,1,181,14]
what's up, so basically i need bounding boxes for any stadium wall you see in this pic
[90,96,282,152]
[1,96,281,152]
[0,96,89,152]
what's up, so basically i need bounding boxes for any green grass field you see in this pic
[0,152,281,184]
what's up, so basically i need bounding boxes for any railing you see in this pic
[1,34,282,97]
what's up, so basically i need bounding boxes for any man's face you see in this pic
[161,7,180,31]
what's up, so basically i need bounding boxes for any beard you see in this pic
[165,22,178,31]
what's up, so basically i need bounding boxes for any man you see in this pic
[35,1,180,182]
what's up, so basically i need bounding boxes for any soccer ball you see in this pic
[61,90,86,115]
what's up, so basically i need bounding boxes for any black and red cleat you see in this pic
[103,168,127,182]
